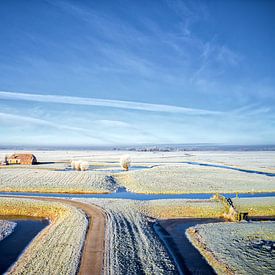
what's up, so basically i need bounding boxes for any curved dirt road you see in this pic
[4,196,106,275]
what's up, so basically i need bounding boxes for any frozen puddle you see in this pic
[0,216,49,274]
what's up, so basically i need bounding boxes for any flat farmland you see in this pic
[0,168,116,193]
[1,150,275,194]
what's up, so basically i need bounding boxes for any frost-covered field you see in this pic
[187,221,275,275]
[0,196,273,274]
[232,197,275,217]
[185,151,275,173]
[1,163,274,194]
[113,196,275,219]
[1,150,275,194]
[0,220,16,242]
[0,168,117,193]
[76,197,275,275]
[142,199,224,219]
[1,150,275,168]
[77,198,178,275]
[0,197,88,275]
[138,197,275,219]
[116,164,275,194]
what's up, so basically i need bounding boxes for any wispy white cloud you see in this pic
[231,104,271,116]
[0,91,222,115]
[0,111,162,145]
[94,120,130,127]
[36,0,243,93]
[0,112,108,143]
[191,37,242,84]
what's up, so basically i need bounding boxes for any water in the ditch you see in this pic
[154,217,275,275]
[0,192,274,274]
[0,216,49,274]
[183,161,275,177]
[62,165,151,173]
[154,218,222,275]
[0,190,274,200]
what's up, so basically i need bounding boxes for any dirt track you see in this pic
[4,196,106,275]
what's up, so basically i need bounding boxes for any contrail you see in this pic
[0,91,222,115]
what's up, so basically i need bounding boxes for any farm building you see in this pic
[7,154,37,165]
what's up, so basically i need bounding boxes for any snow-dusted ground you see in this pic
[77,197,275,275]
[232,196,275,217]
[142,199,225,219]
[117,164,275,194]
[1,162,274,194]
[0,195,273,274]
[185,151,275,172]
[1,150,275,194]
[141,197,275,220]
[77,198,178,275]
[187,221,275,275]
[0,168,117,193]
[0,150,185,163]
[1,150,274,170]
[0,198,88,275]
[0,220,16,241]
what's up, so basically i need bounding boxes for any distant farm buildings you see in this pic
[6,154,38,165]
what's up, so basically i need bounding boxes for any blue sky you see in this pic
[0,0,275,146]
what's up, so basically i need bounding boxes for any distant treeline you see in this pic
[113,144,275,152]
[2,144,274,151]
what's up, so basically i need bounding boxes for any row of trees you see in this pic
[70,155,131,171]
